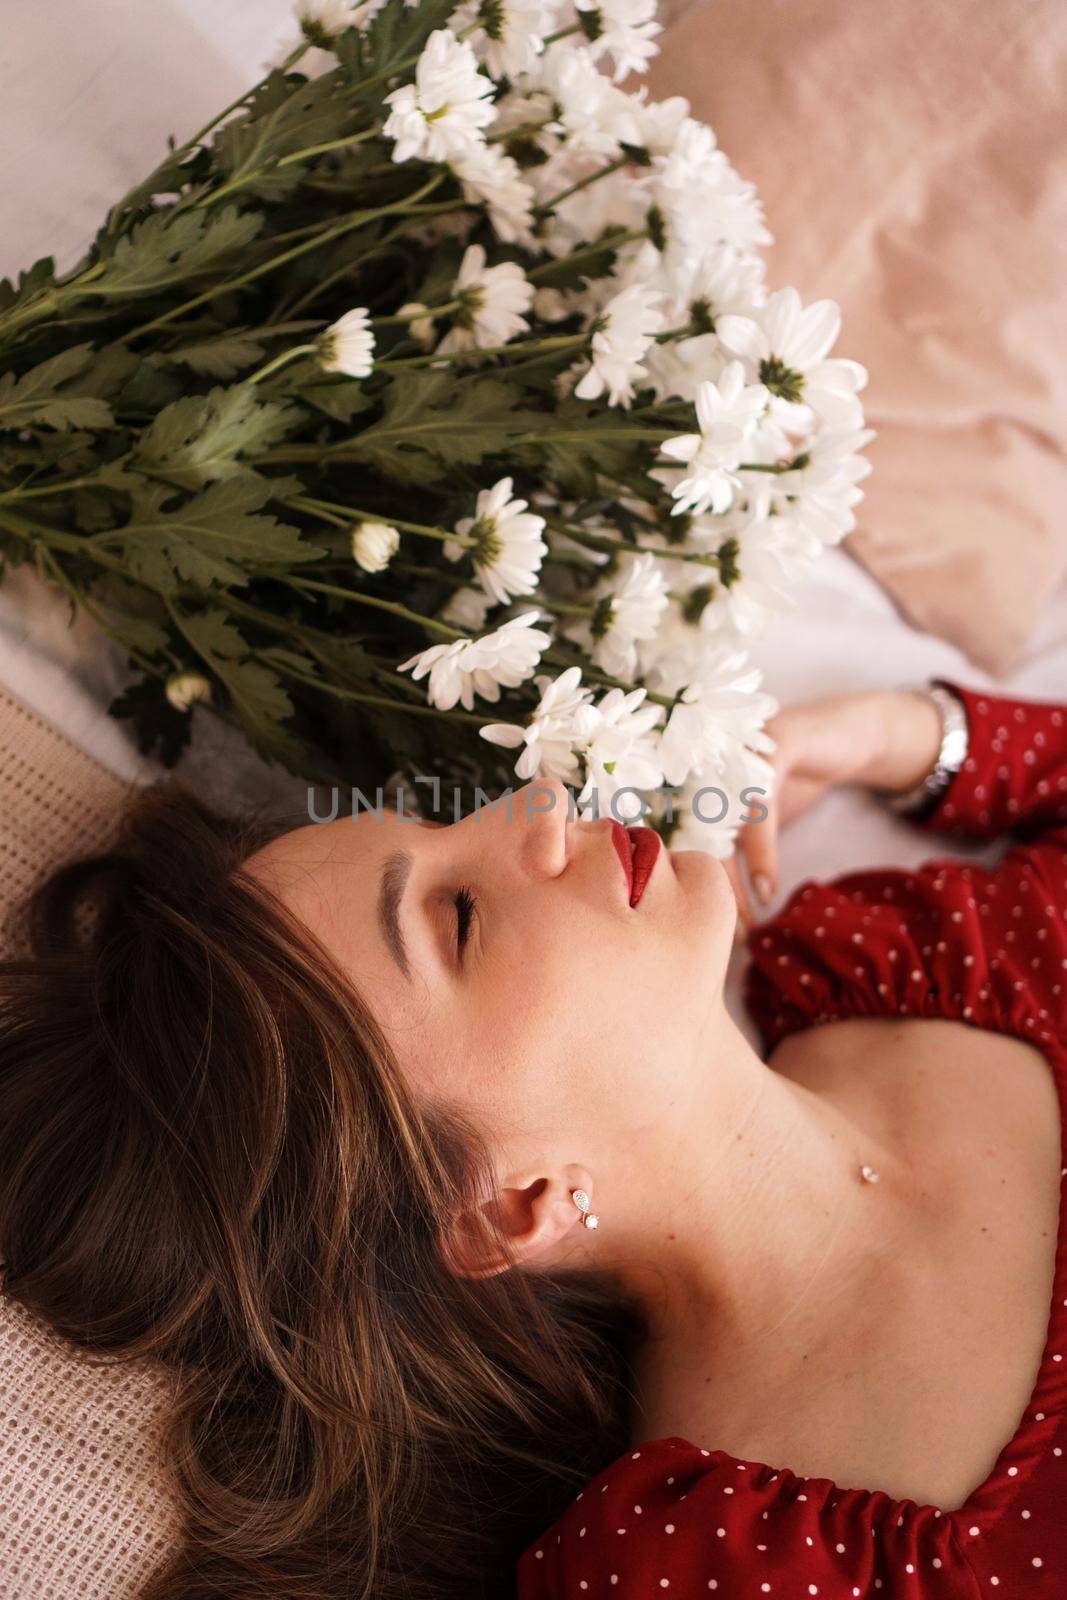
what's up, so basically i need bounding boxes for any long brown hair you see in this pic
[0,777,647,1598]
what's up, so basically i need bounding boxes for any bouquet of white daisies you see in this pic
[0,0,872,853]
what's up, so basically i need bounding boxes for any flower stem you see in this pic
[190,126,384,213]
[245,343,319,385]
[124,173,445,341]
[370,300,458,327]
[549,518,720,565]
[535,154,631,216]
[287,496,473,546]
[281,574,464,638]
[277,125,381,166]
[527,228,647,283]
[376,332,588,371]
[265,656,490,724]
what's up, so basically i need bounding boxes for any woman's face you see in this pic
[243,778,736,1263]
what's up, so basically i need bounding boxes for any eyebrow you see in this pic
[378,848,414,979]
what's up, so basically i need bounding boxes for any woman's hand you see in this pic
[726,687,944,931]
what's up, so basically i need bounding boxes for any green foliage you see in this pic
[112,477,326,592]
[109,676,194,766]
[212,69,358,199]
[0,345,115,432]
[348,372,547,483]
[96,206,266,296]
[0,7,679,795]
[134,386,297,486]
[0,256,57,317]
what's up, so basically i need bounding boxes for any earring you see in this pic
[571,1188,599,1230]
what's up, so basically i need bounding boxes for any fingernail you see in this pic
[753,872,773,905]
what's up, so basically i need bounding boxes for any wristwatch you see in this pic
[882,680,970,817]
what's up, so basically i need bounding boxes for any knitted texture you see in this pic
[0,685,180,1596]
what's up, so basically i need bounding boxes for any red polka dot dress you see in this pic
[516,679,1067,1599]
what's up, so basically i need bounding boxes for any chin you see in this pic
[670,845,738,946]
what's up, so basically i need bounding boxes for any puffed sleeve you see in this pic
[515,1437,962,1599]
[901,679,1067,846]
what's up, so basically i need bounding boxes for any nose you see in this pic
[515,777,571,878]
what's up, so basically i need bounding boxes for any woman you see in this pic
[0,676,1064,1598]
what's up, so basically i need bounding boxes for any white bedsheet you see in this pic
[3,0,1065,1048]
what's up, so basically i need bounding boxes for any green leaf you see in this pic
[72,487,121,533]
[109,676,193,767]
[78,343,142,399]
[349,373,544,482]
[0,255,56,317]
[516,395,647,497]
[339,0,456,91]
[135,385,297,485]
[153,317,326,381]
[95,205,265,297]
[152,330,268,378]
[529,235,628,292]
[299,377,376,423]
[0,345,116,432]
[113,360,188,416]
[177,606,303,768]
[212,69,357,196]
[114,476,328,593]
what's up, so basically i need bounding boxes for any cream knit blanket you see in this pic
[0,686,179,1596]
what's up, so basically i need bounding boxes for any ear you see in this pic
[440,1168,596,1280]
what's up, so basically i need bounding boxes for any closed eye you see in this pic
[453,886,477,958]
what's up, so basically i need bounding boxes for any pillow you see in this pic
[646,0,1067,676]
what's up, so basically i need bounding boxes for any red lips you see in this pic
[610,820,662,907]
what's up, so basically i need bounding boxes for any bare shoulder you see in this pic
[767,1014,1062,1197]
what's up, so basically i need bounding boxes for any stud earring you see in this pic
[571,1188,599,1229]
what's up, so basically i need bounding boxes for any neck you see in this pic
[598,1006,917,1362]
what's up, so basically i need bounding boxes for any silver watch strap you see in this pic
[884,681,970,816]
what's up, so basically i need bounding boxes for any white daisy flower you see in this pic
[623,91,690,159]
[398,610,551,711]
[440,585,493,632]
[318,307,375,378]
[479,664,593,782]
[295,0,360,46]
[351,521,399,572]
[688,519,808,641]
[451,143,536,246]
[383,30,496,166]
[664,737,777,859]
[648,123,773,260]
[716,286,868,430]
[655,645,777,789]
[578,551,669,679]
[449,0,554,79]
[659,360,770,516]
[574,280,664,408]
[574,0,662,81]
[446,476,548,604]
[571,685,665,818]
[436,244,534,354]
[535,44,639,157]
[768,425,876,544]
[535,152,648,258]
